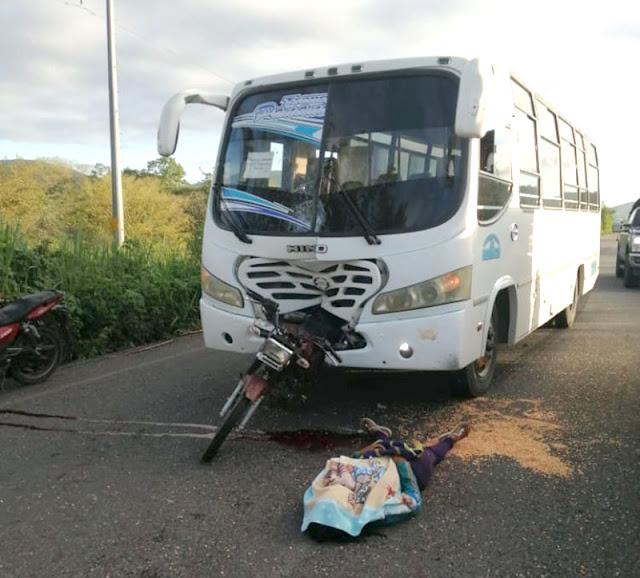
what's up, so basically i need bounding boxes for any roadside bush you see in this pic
[0,220,201,358]
[55,238,201,357]
[0,157,207,359]
[0,218,28,296]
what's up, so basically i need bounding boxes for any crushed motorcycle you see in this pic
[201,290,350,462]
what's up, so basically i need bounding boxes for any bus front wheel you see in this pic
[452,308,498,397]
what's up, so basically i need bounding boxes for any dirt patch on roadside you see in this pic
[398,398,573,478]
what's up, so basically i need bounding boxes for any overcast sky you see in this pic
[1,0,638,206]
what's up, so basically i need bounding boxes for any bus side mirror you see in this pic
[455,58,494,139]
[157,91,229,156]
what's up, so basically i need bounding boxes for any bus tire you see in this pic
[452,308,498,397]
[555,274,580,328]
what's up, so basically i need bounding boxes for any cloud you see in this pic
[1,0,639,203]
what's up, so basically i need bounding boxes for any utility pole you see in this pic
[106,0,125,247]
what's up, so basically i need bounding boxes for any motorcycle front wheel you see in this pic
[201,395,251,463]
[10,326,62,385]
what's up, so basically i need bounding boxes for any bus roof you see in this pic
[225,56,594,145]
[230,55,471,98]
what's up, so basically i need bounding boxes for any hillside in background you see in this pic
[0,158,208,251]
[612,201,633,221]
[0,157,208,357]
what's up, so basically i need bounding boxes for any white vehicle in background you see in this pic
[158,56,601,398]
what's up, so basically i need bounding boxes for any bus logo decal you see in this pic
[287,244,328,254]
[313,277,330,291]
[482,234,501,261]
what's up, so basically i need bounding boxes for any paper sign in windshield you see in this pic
[243,152,274,179]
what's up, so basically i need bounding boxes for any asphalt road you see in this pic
[1,235,638,578]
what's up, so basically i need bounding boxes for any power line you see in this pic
[54,0,99,17]
[53,0,234,86]
[116,21,235,85]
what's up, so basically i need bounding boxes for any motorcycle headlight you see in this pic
[262,338,294,364]
[201,265,244,308]
[372,266,472,314]
[257,337,295,370]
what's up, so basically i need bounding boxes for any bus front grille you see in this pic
[236,258,383,322]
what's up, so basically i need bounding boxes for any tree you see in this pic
[90,163,110,178]
[600,203,614,234]
[0,158,194,250]
[145,157,186,190]
[122,167,147,178]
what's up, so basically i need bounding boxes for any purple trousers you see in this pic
[409,438,454,491]
[359,433,455,491]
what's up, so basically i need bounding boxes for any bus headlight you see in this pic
[372,266,472,314]
[201,265,244,308]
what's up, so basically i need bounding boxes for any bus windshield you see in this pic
[216,73,466,237]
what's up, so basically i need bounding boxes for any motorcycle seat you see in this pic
[0,291,63,325]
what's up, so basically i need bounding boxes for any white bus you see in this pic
[158,56,600,396]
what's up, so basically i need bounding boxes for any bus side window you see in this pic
[478,126,513,223]
[512,79,541,208]
[537,101,562,209]
[514,110,540,207]
[576,133,589,210]
[480,128,511,179]
[480,131,495,172]
[585,141,600,211]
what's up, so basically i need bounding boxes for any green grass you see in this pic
[0,218,201,358]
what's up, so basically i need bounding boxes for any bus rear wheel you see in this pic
[452,308,498,397]
[555,274,580,328]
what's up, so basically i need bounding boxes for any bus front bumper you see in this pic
[200,298,484,371]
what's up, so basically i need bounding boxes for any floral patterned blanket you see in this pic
[301,455,421,537]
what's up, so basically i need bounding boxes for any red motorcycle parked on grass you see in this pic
[0,290,70,386]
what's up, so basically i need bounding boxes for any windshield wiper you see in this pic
[326,171,381,245]
[337,187,381,245]
[214,183,252,244]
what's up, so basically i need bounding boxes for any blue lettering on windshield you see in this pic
[253,93,327,122]
[482,234,501,260]
[232,93,327,144]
